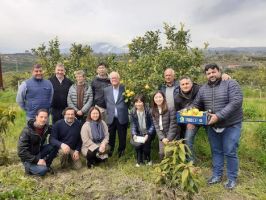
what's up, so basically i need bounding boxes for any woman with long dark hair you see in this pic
[151,91,179,159]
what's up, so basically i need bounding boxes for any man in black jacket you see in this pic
[175,76,201,161]
[91,63,111,122]
[49,63,73,124]
[193,63,243,189]
[17,109,57,176]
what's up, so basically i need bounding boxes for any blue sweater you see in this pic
[50,119,82,151]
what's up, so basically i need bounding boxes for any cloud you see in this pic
[0,0,266,52]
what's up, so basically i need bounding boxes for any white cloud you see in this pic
[0,0,266,52]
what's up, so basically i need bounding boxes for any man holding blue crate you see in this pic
[192,63,243,190]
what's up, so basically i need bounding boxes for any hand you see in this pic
[99,143,106,153]
[144,135,149,143]
[72,150,80,160]
[162,138,169,145]
[221,73,231,80]
[208,114,219,125]
[61,143,70,154]
[187,124,196,130]
[37,159,46,166]
[77,110,83,116]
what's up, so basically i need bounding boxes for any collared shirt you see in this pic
[113,86,119,117]
[64,119,74,126]
[56,75,64,84]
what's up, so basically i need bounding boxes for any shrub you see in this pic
[154,140,201,198]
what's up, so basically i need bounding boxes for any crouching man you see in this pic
[17,109,57,176]
[50,107,82,170]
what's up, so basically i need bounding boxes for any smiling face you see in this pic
[35,111,48,126]
[55,66,65,79]
[206,68,221,83]
[97,65,107,77]
[110,72,120,87]
[164,69,175,86]
[64,109,75,124]
[75,74,85,85]
[32,67,43,80]
[154,92,164,107]
[134,99,144,111]
[90,109,100,121]
[180,78,193,93]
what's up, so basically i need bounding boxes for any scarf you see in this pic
[77,84,85,110]
[90,121,105,143]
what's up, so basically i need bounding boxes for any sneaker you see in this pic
[135,163,140,167]
[208,176,222,185]
[146,161,152,166]
[224,180,237,190]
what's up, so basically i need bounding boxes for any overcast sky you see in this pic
[1,0,266,53]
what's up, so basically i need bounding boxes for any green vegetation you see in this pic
[0,89,266,199]
[1,22,266,199]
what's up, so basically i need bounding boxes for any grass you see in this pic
[1,90,266,199]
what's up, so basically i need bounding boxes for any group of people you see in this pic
[16,62,243,190]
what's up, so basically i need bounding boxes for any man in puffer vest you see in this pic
[16,64,54,121]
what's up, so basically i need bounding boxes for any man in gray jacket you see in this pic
[193,63,243,190]
[67,70,93,123]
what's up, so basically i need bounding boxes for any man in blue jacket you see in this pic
[193,63,243,189]
[16,64,53,121]
[50,107,82,169]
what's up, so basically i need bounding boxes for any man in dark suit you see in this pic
[104,71,129,157]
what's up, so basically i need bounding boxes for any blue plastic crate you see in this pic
[176,111,208,125]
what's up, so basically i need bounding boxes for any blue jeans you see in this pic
[23,144,58,176]
[185,126,199,162]
[207,122,242,181]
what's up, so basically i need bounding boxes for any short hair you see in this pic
[204,63,220,72]
[36,108,48,116]
[133,94,146,104]
[179,76,192,82]
[74,70,85,77]
[55,63,65,69]
[164,68,175,76]
[32,64,42,71]
[62,107,76,116]
[86,106,102,122]
[97,62,107,68]
[109,71,120,79]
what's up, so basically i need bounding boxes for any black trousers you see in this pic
[51,108,64,125]
[133,135,152,163]
[108,117,128,154]
[86,149,101,167]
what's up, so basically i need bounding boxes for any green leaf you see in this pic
[181,169,189,188]
[179,149,186,162]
